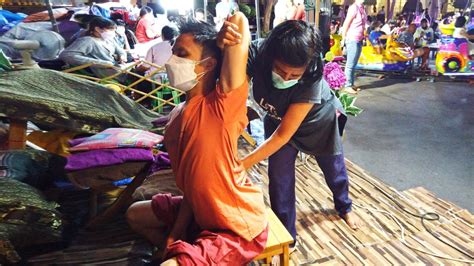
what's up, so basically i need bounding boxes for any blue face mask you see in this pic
[272,71,299,89]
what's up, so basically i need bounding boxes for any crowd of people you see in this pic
[336,2,473,93]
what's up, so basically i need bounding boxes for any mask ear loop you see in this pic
[194,57,214,80]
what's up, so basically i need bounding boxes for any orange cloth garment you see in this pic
[164,81,267,241]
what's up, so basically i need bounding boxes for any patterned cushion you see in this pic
[0,179,63,264]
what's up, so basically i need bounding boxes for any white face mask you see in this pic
[271,71,299,89]
[100,30,116,41]
[165,55,209,92]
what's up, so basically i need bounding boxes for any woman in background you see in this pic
[59,17,126,78]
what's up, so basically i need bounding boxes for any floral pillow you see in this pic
[69,128,163,152]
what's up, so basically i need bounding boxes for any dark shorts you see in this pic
[151,193,268,265]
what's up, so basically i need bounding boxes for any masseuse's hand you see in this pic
[217,20,242,50]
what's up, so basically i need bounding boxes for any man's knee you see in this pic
[126,202,142,228]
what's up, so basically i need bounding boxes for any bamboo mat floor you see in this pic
[28,143,473,265]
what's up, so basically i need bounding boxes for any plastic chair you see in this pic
[152,73,181,113]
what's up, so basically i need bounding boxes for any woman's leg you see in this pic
[344,40,363,88]
[264,120,299,240]
[314,153,352,216]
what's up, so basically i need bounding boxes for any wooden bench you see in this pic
[254,208,294,266]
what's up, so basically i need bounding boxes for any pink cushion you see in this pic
[69,128,163,152]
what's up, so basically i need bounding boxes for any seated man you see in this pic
[414,18,434,47]
[141,25,178,74]
[398,23,430,69]
[126,12,268,265]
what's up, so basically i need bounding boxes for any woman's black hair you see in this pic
[140,6,153,17]
[86,17,116,36]
[257,20,323,88]
[454,16,467,28]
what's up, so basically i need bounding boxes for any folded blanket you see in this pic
[65,148,154,171]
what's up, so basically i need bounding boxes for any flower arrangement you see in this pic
[323,57,363,116]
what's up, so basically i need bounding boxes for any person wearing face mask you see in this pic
[218,20,362,253]
[126,13,268,265]
[341,0,367,94]
[59,17,127,78]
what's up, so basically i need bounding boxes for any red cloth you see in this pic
[151,194,268,265]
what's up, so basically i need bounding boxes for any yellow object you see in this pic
[329,34,343,57]
[253,208,294,266]
[27,129,78,157]
[324,51,335,62]
[103,83,124,93]
[439,22,455,36]
[358,36,414,66]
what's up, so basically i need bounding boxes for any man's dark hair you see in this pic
[421,18,428,24]
[257,20,323,88]
[140,6,153,17]
[162,25,178,42]
[87,17,116,35]
[454,16,467,28]
[177,18,222,79]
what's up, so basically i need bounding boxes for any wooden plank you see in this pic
[7,119,27,149]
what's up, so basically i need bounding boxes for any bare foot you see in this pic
[342,211,362,230]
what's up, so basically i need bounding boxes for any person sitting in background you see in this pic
[452,16,474,55]
[453,16,474,40]
[135,6,161,43]
[380,19,398,35]
[114,19,131,52]
[59,17,127,78]
[141,25,178,74]
[414,18,433,47]
[397,23,430,69]
[368,21,388,53]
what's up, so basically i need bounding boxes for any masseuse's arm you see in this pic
[241,103,313,170]
[219,12,250,93]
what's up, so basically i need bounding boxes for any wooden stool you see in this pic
[254,208,294,266]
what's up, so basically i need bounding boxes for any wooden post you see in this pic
[8,119,27,150]
[314,0,321,28]
[255,0,261,38]
[385,0,390,21]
